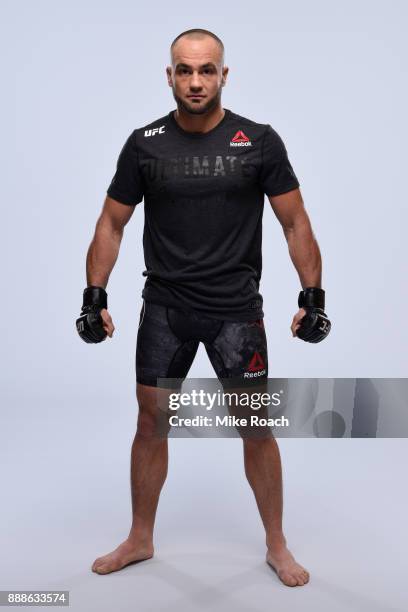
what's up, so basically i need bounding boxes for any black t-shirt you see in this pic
[106,108,300,321]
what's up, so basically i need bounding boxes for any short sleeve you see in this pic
[259,125,300,197]
[106,131,144,206]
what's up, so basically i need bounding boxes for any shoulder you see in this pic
[228,110,273,134]
[113,113,170,153]
[131,113,171,143]
[227,110,285,147]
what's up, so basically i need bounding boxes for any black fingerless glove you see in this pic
[296,287,331,343]
[76,286,108,344]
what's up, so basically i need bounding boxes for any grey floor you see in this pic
[1,399,407,612]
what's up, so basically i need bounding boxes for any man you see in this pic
[79,28,330,586]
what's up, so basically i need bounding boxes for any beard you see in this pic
[172,85,223,116]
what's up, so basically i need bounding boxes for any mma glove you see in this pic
[76,286,108,344]
[296,287,331,343]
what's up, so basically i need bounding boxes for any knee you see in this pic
[135,402,170,439]
[136,410,156,437]
[136,384,176,438]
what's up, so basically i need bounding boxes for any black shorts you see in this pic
[136,300,268,388]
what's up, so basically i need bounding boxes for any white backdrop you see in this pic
[3,1,408,610]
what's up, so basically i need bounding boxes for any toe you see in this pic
[279,571,297,587]
[92,557,105,572]
[296,569,310,586]
[301,569,310,583]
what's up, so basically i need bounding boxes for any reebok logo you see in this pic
[248,351,265,372]
[144,126,166,137]
[244,351,266,378]
[230,130,252,147]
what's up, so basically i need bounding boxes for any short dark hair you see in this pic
[170,28,225,64]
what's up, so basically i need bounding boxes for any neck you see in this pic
[174,104,225,134]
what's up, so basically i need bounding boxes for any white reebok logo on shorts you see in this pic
[144,126,166,137]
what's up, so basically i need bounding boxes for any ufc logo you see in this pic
[144,126,165,137]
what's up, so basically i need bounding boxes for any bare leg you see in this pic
[92,383,170,574]
[243,436,310,586]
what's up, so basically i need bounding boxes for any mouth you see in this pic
[188,95,206,99]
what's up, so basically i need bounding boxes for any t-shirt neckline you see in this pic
[168,108,231,139]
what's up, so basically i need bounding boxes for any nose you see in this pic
[189,70,202,91]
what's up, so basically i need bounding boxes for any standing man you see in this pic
[78,28,330,586]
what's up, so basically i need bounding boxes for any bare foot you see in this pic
[92,538,154,575]
[266,545,310,587]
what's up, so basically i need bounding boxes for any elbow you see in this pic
[282,223,296,242]
[96,212,125,240]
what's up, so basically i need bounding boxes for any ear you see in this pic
[166,66,173,87]
[221,65,229,87]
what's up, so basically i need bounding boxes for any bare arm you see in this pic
[269,188,323,337]
[86,196,135,287]
[268,188,322,288]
